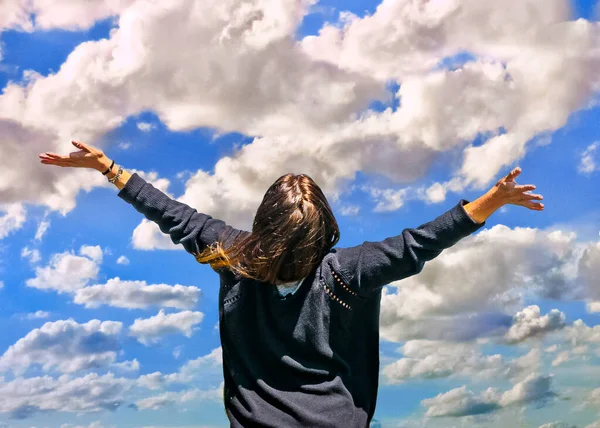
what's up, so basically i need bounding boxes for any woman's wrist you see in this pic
[95,155,114,174]
[463,190,504,224]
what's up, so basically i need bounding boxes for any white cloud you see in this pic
[382,341,504,384]
[339,204,360,216]
[422,385,500,417]
[363,186,409,212]
[138,347,222,391]
[0,0,136,31]
[0,203,26,240]
[73,277,201,310]
[137,122,156,132]
[379,225,587,342]
[551,351,570,367]
[302,0,600,190]
[382,341,539,384]
[173,346,182,359]
[79,245,103,264]
[116,255,130,265]
[21,246,41,264]
[578,141,599,175]
[0,0,32,31]
[0,372,130,418]
[34,218,50,241]
[25,249,100,293]
[563,319,600,345]
[422,372,556,417]
[0,0,597,241]
[580,242,600,302]
[504,305,566,344]
[0,319,122,374]
[135,382,223,410]
[498,373,556,407]
[112,358,140,372]
[129,310,204,345]
[23,310,50,320]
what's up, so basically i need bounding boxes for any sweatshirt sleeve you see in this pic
[333,199,486,295]
[117,172,240,258]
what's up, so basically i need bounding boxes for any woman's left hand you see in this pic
[39,141,108,171]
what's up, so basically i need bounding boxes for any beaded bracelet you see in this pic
[108,164,123,184]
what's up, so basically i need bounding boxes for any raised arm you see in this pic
[38,141,246,258]
[333,167,544,296]
[114,170,240,257]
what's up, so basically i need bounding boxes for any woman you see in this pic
[39,141,544,427]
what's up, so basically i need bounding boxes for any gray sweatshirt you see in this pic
[117,172,486,428]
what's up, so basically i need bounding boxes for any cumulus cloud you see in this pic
[563,319,600,346]
[382,341,540,384]
[112,359,140,372]
[0,203,26,240]
[135,382,223,410]
[138,347,222,390]
[2,0,596,240]
[0,319,122,374]
[422,372,556,417]
[0,0,136,31]
[0,372,130,419]
[129,310,204,345]
[379,225,591,342]
[303,0,600,189]
[422,385,500,417]
[382,341,503,383]
[73,277,201,310]
[79,245,104,264]
[25,246,101,293]
[504,305,566,344]
[24,245,201,309]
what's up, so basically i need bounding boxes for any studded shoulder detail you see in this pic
[322,267,359,310]
[331,269,358,296]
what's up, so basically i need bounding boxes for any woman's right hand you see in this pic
[492,167,544,211]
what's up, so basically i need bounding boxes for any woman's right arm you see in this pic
[333,167,544,296]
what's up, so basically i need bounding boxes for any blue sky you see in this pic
[0,0,599,427]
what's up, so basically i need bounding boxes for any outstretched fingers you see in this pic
[515,184,536,192]
[505,167,522,182]
[522,200,545,210]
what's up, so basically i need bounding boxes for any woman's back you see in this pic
[218,229,381,428]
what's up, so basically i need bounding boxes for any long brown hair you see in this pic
[193,173,340,284]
